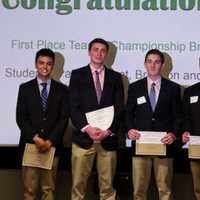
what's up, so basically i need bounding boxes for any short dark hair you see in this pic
[88,38,109,51]
[35,48,55,63]
[145,49,164,64]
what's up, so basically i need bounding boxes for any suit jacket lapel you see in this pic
[33,78,43,111]
[100,66,110,105]
[85,65,99,104]
[143,78,153,113]
[154,77,166,113]
[45,79,56,113]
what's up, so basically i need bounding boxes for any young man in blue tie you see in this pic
[16,48,69,200]
[126,49,181,200]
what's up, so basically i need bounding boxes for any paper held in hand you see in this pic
[22,143,55,170]
[189,136,200,159]
[85,106,114,130]
[136,131,167,156]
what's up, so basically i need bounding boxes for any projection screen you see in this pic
[1,0,200,145]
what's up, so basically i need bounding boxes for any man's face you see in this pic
[35,56,54,80]
[88,43,108,67]
[145,54,163,78]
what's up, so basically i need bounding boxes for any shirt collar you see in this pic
[37,77,51,86]
[89,64,104,74]
[147,76,161,87]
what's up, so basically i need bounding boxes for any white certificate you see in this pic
[137,131,166,144]
[22,143,55,170]
[189,136,200,145]
[85,106,114,130]
[136,131,167,156]
[189,136,200,159]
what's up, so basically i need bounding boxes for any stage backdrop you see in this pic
[0,0,200,145]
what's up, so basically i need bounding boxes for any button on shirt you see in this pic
[147,77,161,103]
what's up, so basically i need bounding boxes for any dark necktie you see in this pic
[41,82,48,111]
[149,82,156,111]
[95,71,102,104]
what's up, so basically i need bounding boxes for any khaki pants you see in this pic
[190,160,200,200]
[132,156,173,200]
[71,143,117,200]
[22,157,59,200]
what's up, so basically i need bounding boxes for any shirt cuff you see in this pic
[81,124,90,133]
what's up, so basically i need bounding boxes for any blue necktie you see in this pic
[95,71,102,104]
[149,82,156,111]
[41,82,48,111]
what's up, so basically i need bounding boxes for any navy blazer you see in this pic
[16,78,69,154]
[125,77,182,157]
[69,65,124,150]
[183,82,200,136]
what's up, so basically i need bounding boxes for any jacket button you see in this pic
[43,118,46,121]
[152,118,155,121]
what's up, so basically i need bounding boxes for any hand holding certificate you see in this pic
[136,131,167,156]
[188,136,200,159]
[22,143,55,170]
[85,106,114,141]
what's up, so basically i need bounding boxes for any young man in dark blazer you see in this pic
[126,49,181,200]
[69,38,124,200]
[16,48,69,200]
[182,83,200,200]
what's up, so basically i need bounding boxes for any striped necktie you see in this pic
[95,71,102,104]
[41,82,48,111]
